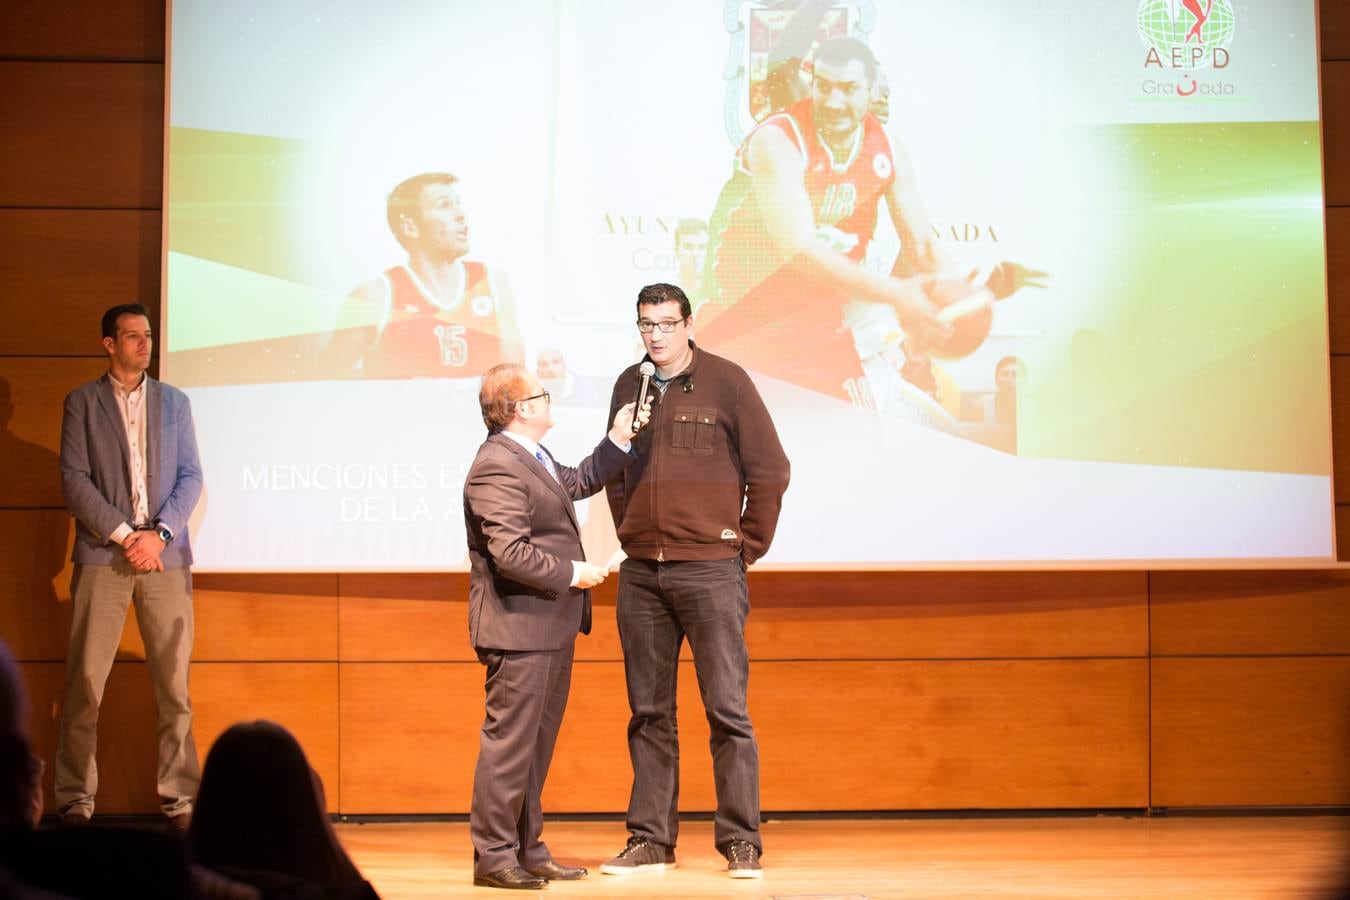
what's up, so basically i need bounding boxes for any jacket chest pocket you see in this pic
[671,407,717,456]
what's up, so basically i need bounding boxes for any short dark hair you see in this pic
[673,218,707,248]
[101,304,152,340]
[812,37,877,84]
[636,283,692,320]
[479,364,533,433]
[387,172,458,247]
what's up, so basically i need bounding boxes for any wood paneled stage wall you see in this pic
[1,2,1348,816]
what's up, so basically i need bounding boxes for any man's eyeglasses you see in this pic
[637,319,686,334]
[518,391,550,405]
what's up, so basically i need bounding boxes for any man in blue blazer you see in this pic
[463,363,646,890]
[55,304,203,831]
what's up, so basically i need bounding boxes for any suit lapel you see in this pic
[536,444,580,532]
[490,434,580,532]
[145,377,161,513]
[95,374,132,466]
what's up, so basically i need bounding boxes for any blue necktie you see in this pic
[535,448,559,482]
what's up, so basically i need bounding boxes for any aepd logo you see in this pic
[1137,0,1238,99]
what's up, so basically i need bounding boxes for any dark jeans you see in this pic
[616,557,760,854]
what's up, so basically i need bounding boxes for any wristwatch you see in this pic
[135,521,173,543]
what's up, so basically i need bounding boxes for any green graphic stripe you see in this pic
[166,252,344,352]
[167,127,317,284]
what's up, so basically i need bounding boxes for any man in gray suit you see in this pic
[55,303,203,832]
[463,363,646,890]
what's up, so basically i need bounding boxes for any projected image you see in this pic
[163,0,1333,569]
[322,172,524,381]
[697,1,1048,443]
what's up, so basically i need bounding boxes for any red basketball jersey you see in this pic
[714,99,895,296]
[701,99,897,402]
[361,261,506,379]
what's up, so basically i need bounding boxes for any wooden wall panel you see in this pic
[1327,62,1349,207]
[1331,207,1348,356]
[1338,505,1350,562]
[752,659,1149,810]
[0,211,161,356]
[1152,657,1350,807]
[192,574,338,661]
[1333,356,1350,505]
[1325,2,1350,61]
[338,574,472,662]
[338,662,480,814]
[20,660,339,815]
[738,571,1148,660]
[0,62,163,209]
[0,358,108,507]
[0,510,74,660]
[340,659,1148,814]
[191,662,340,813]
[1151,570,1350,655]
[0,0,164,62]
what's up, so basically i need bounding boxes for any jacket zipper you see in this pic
[652,381,664,562]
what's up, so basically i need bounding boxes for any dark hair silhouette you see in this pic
[0,639,35,829]
[189,720,365,889]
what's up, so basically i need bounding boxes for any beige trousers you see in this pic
[54,562,199,817]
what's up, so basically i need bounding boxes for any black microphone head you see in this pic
[639,361,656,377]
[684,381,693,392]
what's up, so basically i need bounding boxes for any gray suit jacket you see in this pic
[60,373,203,568]
[463,432,634,651]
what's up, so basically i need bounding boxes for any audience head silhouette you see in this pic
[190,720,371,895]
[0,639,40,829]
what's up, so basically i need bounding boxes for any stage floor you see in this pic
[335,815,1349,899]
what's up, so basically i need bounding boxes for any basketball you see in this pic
[912,277,994,359]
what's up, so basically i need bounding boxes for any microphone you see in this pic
[632,361,655,433]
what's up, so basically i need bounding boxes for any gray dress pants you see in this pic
[54,562,199,817]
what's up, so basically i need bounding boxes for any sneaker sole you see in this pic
[599,862,674,875]
[729,868,763,879]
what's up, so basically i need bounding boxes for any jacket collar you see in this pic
[644,340,701,386]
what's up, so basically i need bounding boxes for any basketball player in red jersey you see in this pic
[323,172,524,379]
[697,37,952,403]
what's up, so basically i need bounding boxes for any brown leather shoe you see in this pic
[60,811,90,827]
[165,811,192,835]
[526,860,588,880]
[472,866,546,890]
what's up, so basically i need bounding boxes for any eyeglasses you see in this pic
[637,318,686,334]
[518,391,550,406]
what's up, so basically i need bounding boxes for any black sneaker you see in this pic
[599,836,675,874]
[725,839,762,879]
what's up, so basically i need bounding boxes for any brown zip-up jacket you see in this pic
[605,343,790,564]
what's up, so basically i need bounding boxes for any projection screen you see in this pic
[162,0,1334,570]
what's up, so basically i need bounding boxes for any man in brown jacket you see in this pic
[600,283,790,880]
